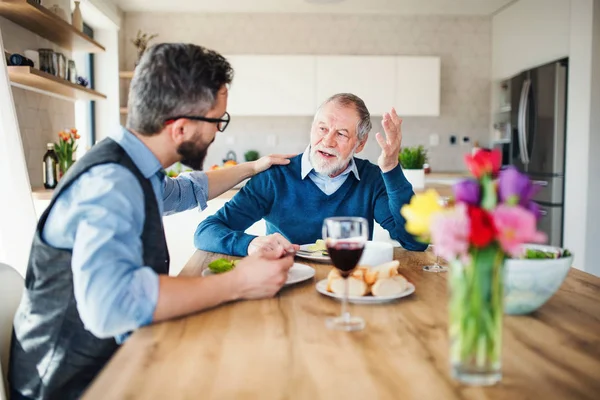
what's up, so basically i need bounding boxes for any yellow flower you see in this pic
[400,189,444,238]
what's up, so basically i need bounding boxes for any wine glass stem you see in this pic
[341,276,350,322]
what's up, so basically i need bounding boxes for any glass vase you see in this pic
[59,158,74,178]
[448,244,505,386]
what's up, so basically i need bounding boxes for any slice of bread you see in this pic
[371,274,408,297]
[328,276,369,297]
[364,260,400,285]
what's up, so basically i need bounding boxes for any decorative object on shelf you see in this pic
[24,50,40,69]
[67,60,77,83]
[244,150,260,162]
[398,145,428,189]
[71,1,83,31]
[8,53,34,67]
[38,49,53,74]
[401,149,547,386]
[48,4,69,22]
[57,53,67,79]
[132,30,158,66]
[55,128,80,177]
[43,143,59,189]
[76,76,89,87]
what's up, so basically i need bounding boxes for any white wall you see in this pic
[585,0,600,277]
[565,0,600,276]
[94,28,120,141]
[492,0,571,80]
[491,0,567,123]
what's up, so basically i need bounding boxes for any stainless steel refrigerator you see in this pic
[509,58,568,247]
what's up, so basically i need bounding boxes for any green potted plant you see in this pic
[244,150,260,162]
[398,145,428,189]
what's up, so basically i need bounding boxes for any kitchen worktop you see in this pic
[30,172,465,202]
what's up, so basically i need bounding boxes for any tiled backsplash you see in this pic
[1,15,75,188]
[122,13,491,171]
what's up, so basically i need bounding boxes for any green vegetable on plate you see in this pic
[207,258,239,274]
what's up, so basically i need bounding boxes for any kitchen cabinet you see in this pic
[316,56,396,116]
[394,56,440,116]
[225,55,317,116]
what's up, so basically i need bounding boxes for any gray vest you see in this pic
[9,138,170,400]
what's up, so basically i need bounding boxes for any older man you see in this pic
[194,93,427,256]
[9,43,295,400]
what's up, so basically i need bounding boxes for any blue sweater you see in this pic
[194,155,427,256]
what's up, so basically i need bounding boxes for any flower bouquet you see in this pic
[55,128,80,177]
[401,149,546,385]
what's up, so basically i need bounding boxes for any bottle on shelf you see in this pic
[43,143,59,189]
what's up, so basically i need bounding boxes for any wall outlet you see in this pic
[267,134,278,147]
[429,133,439,147]
[449,135,457,145]
[461,136,471,145]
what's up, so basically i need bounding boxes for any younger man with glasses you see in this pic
[9,43,294,400]
[194,93,427,256]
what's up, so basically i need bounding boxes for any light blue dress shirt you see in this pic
[43,127,209,343]
[300,145,360,195]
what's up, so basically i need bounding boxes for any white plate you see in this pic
[296,244,331,262]
[202,263,315,286]
[315,279,415,304]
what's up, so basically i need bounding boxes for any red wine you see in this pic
[327,242,364,278]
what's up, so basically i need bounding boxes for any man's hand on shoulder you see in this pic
[252,154,296,175]
[375,108,403,173]
[248,233,299,255]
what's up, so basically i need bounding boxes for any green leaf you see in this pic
[398,146,428,169]
[207,258,236,274]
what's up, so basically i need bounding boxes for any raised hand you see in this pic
[375,108,403,173]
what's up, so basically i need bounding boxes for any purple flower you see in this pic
[498,166,543,219]
[453,179,481,205]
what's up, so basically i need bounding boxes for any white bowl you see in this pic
[358,241,394,266]
[504,244,573,315]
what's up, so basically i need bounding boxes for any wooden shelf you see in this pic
[0,0,105,53]
[119,71,134,79]
[8,66,106,101]
[120,107,128,114]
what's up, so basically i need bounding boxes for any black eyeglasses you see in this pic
[164,111,230,132]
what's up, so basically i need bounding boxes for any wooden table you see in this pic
[84,249,600,399]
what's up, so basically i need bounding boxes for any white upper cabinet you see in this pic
[226,55,317,116]
[225,55,440,117]
[395,56,441,116]
[316,56,396,116]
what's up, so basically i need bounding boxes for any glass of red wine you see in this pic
[322,216,368,331]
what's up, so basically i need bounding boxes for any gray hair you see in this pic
[314,93,372,141]
[126,43,234,135]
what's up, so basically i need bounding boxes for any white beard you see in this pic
[309,146,356,176]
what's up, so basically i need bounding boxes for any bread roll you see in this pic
[364,260,400,284]
[328,277,369,297]
[371,274,408,297]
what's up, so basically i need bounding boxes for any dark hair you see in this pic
[316,93,372,140]
[126,43,234,135]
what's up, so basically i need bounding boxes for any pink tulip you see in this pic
[492,205,547,257]
[430,203,470,262]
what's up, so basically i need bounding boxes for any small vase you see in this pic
[58,158,74,179]
[72,1,83,31]
[403,168,425,190]
[448,244,505,386]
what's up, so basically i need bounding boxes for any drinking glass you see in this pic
[423,196,451,273]
[322,217,368,331]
